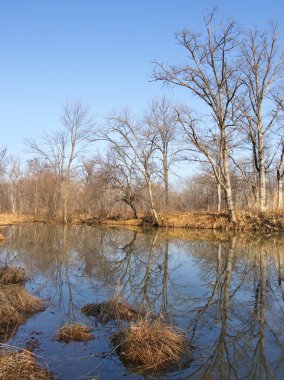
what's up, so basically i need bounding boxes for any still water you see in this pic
[0,224,284,380]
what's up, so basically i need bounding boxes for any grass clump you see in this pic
[0,303,24,336]
[0,266,26,285]
[0,350,51,379]
[81,298,142,323]
[112,319,191,374]
[0,233,5,241]
[0,285,45,340]
[0,285,45,314]
[56,323,94,342]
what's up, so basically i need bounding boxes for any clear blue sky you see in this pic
[1,0,284,158]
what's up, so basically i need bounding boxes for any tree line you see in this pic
[1,10,284,223]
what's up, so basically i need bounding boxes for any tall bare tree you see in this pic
[237,26,284,211]
[145,97,181,206]
[154,10,241,221]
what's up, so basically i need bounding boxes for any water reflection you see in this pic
[0,225,284,379]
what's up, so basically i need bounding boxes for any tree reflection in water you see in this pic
[0,225,284,379]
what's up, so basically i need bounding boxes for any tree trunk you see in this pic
[10,184,15,214]
[147,179,160,225]
[62,180,68,224]
[276,146,284,209]
[221,132,236,223]
[258,119,266,212]
[217,181,221,213]
[277,170,283,209]
[163,156,170,206]
[129,200,138,219]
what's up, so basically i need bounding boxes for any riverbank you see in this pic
[102,211,284,232]
[0,211,284,232]
[0,214,41,226]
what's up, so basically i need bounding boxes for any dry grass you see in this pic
[104,210,284,232]
[0,266,26,285]
[0,285,45,314]
[0,350,51,379]
[0,233,5,241]
[0,214,40,226]
[112,319,191,374]
[81,298,143,323]
[0,285,45,340]
[105,218,143,227]
[56,323,94,342]
[0,304,24,337]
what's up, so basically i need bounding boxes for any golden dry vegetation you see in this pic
[56,323,94,342]
[0,214,41,226]
[81,298,143,323]
[104,210,284,232]
[112,319,191,373]
[0,350,51,380]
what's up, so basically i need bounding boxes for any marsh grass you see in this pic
[81,298,143,323]
[0,350,51,379]
[1,285,45,314]
[56,323,94,342]
[112,319,191,374]
[0,266,26,285]
[0,284,45,340]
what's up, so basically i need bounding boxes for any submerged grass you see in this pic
[56,323,94,343]
[112,319,191,374]
[81,298,143,323]
[0,266,26,285]
[0,350,51,379]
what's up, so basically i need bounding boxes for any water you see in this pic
[0,224,284,380]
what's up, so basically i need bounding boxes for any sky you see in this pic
[1,0,284,160]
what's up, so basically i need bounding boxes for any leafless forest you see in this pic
[2,11,284,224]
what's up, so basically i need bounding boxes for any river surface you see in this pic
[0,224,284,380]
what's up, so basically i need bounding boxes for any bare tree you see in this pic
[276,140,284,208]
[7,156,23,214]
[145,97,181,206]
[237,26,284,211]
[154,10,241,221]
[102,109,160,224]
[97,148,142,219]
[25,100,95,222]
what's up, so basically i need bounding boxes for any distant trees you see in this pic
[25,100,95,222]
[1,11,284,221]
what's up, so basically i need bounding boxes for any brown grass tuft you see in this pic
[56,323,94,343]
[112,319,191,374]
[0,266,26,285]
[0,285,45,340]
[0,302,24,334]
[0,233,5,241]
[81,298,143,323]
[0,350,51,379]
[0,285,45,314]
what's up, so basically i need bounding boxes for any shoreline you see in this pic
[0,211,284,233]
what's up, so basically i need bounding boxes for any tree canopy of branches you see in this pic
[153,10,242,222]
